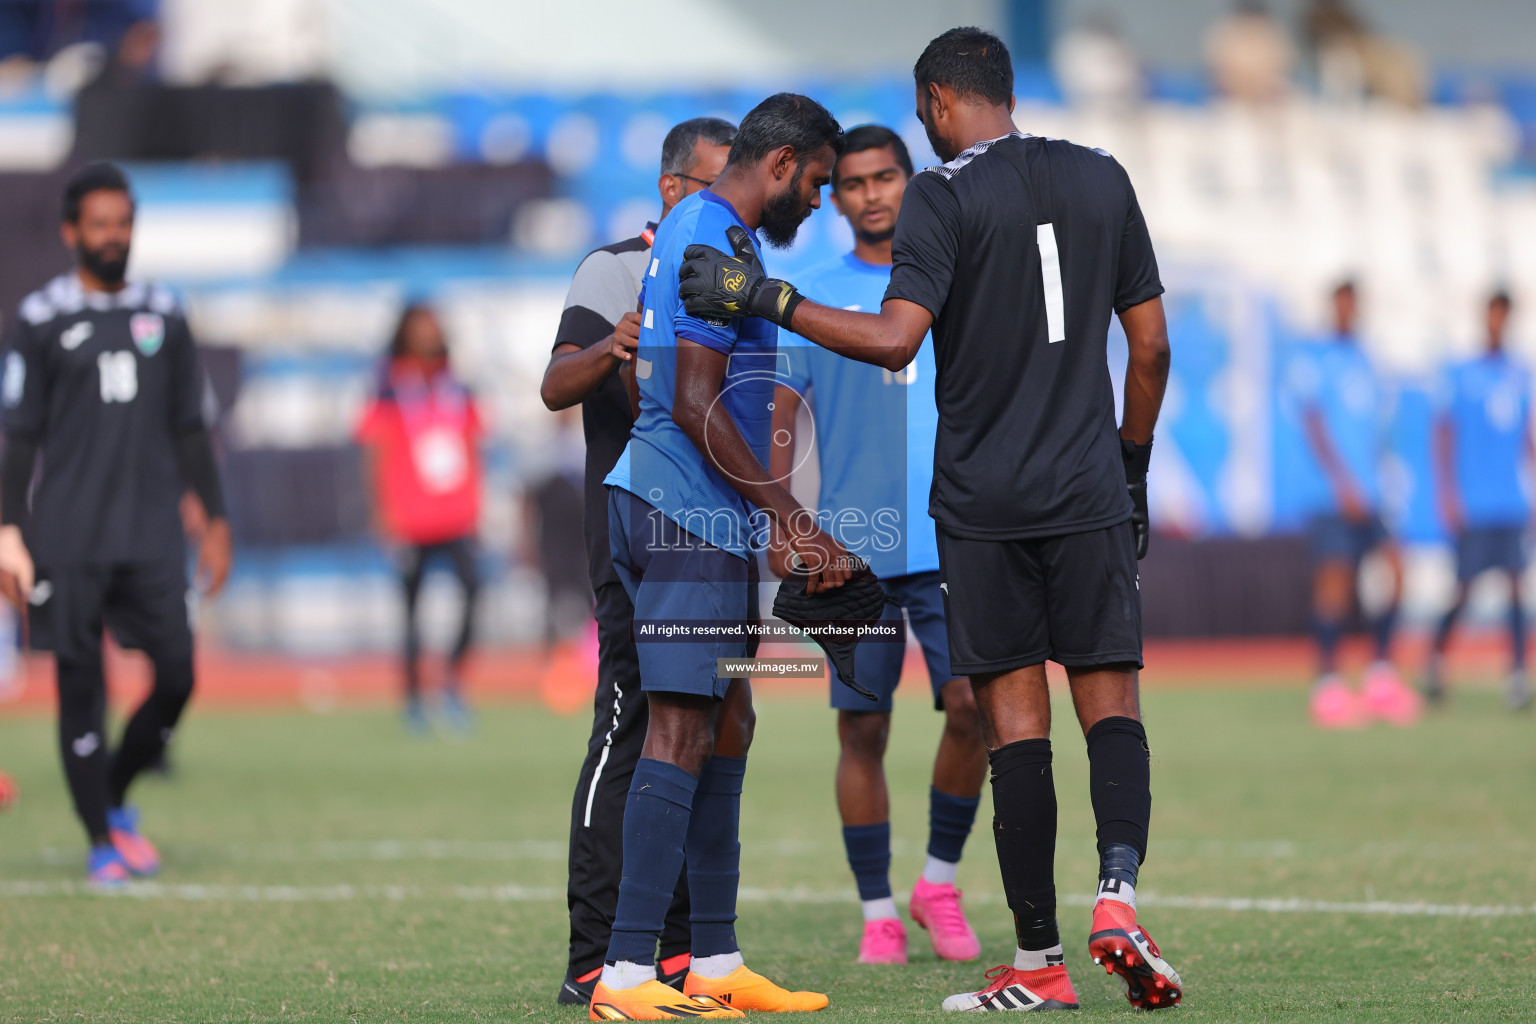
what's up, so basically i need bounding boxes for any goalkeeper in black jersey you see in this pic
[0,162,231,887]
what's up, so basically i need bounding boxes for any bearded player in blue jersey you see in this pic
[768,126,987,967]
[590,93,849,1020]
[1426,290,1534,710]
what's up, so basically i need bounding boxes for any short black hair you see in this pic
[1334,279,1357,297]
[914,27,1014,107]
[660,117,737,176]
[833,125,914,187]
[62,161,132,223]
[1491,289,1513,310]
[726,93,843,169]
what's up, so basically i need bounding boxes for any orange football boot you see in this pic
[589,979,742,1020]
[684,965,829,1012]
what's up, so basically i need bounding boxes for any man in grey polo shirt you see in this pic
[540,116,735,1005]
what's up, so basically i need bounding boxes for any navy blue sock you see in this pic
[1512,596,1527,670]
[1433,600,1463,654]
[1314,616,1343,675]
[841,822,892,901]
[606,758,698,966]
[1372,604,1400,661]
[685,756,747,958]
[927,786,981,864]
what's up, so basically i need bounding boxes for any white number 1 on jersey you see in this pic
[1037,223,1066,344]
[97,351,138,403]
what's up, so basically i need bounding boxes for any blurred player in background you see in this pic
[357,302,483,734]
[592,93,847,1019]
[768,125,986,967]
[680,28,1181,1012]
[0,162,231,887]
[1290,280,1419,728]
[539,117,734,1006]
[522,406,591,651]
[1425,291,1532,710]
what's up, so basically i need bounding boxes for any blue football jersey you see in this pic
[605,191,782,556]
[1283,336,1384,515]
[780,252,939,578]
[1437,353,1531,526]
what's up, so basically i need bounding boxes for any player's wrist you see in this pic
[1120,436,1152,484]
[749,278,805,330]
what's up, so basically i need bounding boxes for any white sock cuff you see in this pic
[861,896,900,922]
[600,961,657,991]
[1097,878,1137,908]
[1013,944,1065,971]
[921,854,959,886]
[689,951,744,979]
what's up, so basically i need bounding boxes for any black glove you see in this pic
[772,555,893,702]
[1121,436,1152,560]
[679,225,805,329]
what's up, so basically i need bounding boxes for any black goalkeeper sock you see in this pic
[108,656,194,807]
[989,738,1059,952]
[1085,716,1151,885]
[57,659,111,843]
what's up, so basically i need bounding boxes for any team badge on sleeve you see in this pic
[2,351,24,408]
[130,313,165,356]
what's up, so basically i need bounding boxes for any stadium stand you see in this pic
[3,16,1536,649]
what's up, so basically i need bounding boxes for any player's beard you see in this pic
[759,164,812,250]
[920,100,958,163]
[77,241,129,286]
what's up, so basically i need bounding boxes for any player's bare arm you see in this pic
[0,434,39,602]
[539,310,641,411]
[0,523,34,606]
[173,428,232,597]
[619,349,641,421]
[672,338,850,592]
[1303,406,1368,521]
[1434,413,1464,533]
[788,298,933,371]
[1118,296,1170,559]
[765,384,801,579]
[1119,297,1170,445]
[680,228,932,371]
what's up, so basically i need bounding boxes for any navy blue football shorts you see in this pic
[607,487,758,700]
[830,570,956,712]
[1455,524,1526,583]
[1309,513,1389,566]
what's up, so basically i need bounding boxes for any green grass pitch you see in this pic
[2,684,1535,1021]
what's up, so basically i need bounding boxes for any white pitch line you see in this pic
[3,879,1531,919]
[18,836,1523,870]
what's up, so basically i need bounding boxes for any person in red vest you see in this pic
[356,302,484,732]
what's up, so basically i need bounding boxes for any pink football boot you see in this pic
[910,877,981,961]
[857,916,908,964]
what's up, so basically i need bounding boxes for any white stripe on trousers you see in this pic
[583,680,625,827]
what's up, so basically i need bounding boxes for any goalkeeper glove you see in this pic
[1121,436,1152,560]
[679,225,805,329]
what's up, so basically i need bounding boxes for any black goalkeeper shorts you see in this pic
[28,560,193,664]
[936,520,1142,676]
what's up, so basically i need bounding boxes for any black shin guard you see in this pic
[989,738,1059,950]
[108,656,194,807]
[57,659,111,842]
[1085,716,1152,880]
